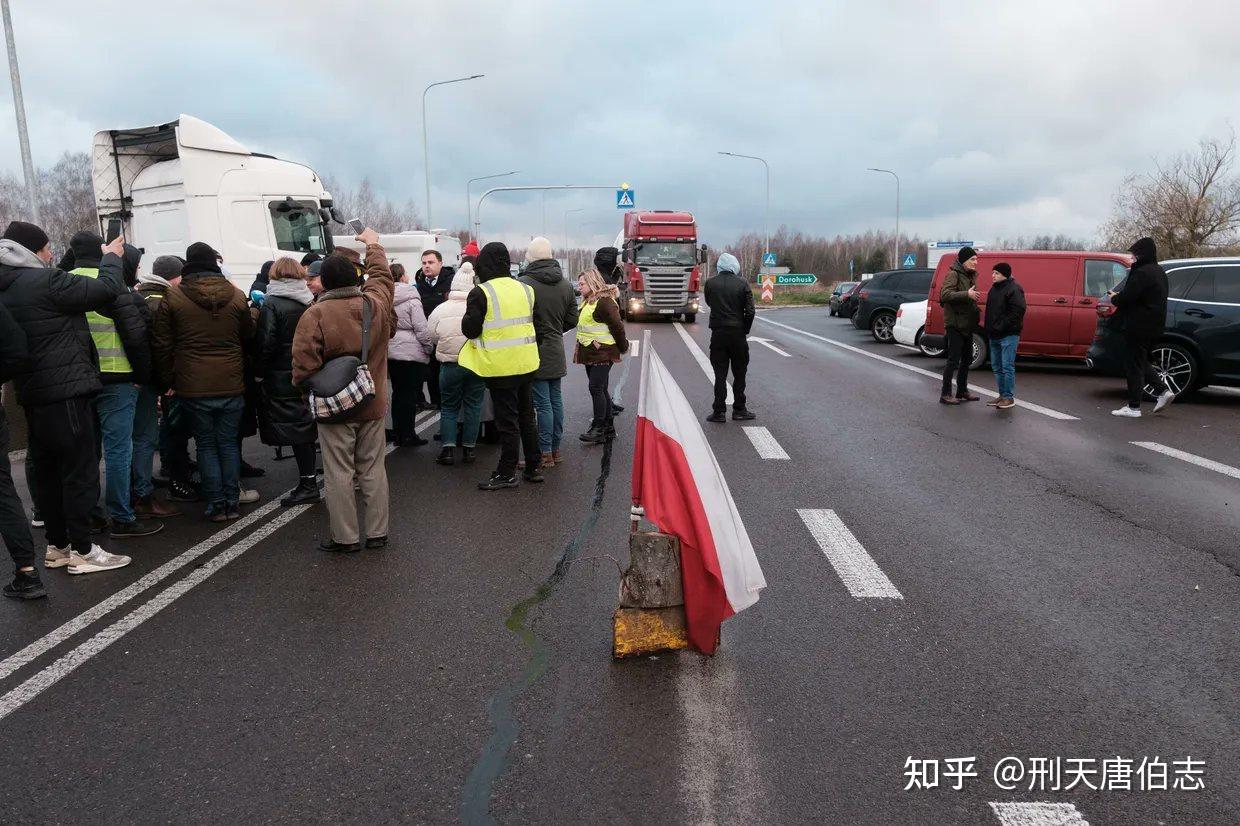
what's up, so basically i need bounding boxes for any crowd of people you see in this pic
[0,216,637,599]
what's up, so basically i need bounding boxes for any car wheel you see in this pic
[683,313,696,324]
[916,327,944,358]
[1146,341,1198,399]
[870,311,896,343]
[969,333,987,369]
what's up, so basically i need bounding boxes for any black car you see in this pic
[828,281,859,316]
[836,281,865,319]
[851,268,934,342]
[1086,257,1240,396]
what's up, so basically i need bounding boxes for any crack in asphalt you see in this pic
[459,437,615,825]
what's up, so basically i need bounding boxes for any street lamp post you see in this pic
[467,171,518,242]
[719,151,769,271]
[2,0,39,223]
[422,73,483,229]
[867,168,900,269]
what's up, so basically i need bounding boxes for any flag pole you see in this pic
[631,329,654,526]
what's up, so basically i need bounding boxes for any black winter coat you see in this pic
[520,259,579,380]
[417,266,455,319]
[254,295,316,446]
[0,243,125,407]
[704,272,755,333]
[983,277,1027,339]
[0,298,29,383]
[1112,256,1168,339]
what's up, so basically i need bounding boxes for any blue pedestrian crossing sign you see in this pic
[901,252,917,269]
[616,188,635,209]
[762,252,777,268]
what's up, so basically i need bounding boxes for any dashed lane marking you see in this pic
[674,321,733,405]
[796,509,903,599]
[989,801,1090,825]
[755,317,1079,421]
[741,426,790,460]
[1131,441,1240,481]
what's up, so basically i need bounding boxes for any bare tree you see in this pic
[1102,129,1240,258]
[0,151,97,258]
[992,234,1096,251]
[321,175,424,234]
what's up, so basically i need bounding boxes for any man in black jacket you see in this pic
[703,252,756,423]
[0,221,132,575]
[416,249,455,409]
[0,297,41,598]
[983,263,1027,410]
[1109,237,1174,417]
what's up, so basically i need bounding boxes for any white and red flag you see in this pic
[631,339,766,654]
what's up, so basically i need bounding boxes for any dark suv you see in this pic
[851,268,934,342]
[829,281,859,316]
[1086,257,1240,396]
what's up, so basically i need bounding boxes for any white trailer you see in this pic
[331,230,461,272]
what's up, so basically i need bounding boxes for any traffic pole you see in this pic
[2,0,39,223]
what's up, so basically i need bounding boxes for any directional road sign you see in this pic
[616,189,635,209]
[774,274,817,285]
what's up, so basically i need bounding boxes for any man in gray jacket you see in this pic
[520,237,578,466]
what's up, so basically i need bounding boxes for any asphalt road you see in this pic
[0,307,1236,824]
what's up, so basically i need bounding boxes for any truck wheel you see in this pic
[683,313,696,324]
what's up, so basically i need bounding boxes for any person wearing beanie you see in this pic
[520,237,578,468]
[250,260,274,307]
[938,247,982,405]
[66,233,164,538]
[426,261,485,465]
[593,247,623,286]
[292,228,397,552]
[152,241,256,521]
[461,240,481,259]
[0,221,133,578]
[983,262,1026,410]
[416,249,456,410]
[300,252,322,267]
[1108,237,1174,417]
[460,241,544,490]
[703,252,756,423]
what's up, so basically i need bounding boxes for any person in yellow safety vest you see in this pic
[65,232,163,540]
[573,267,630,445]
[460,241,544,491]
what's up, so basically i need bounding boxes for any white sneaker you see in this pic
[67,544,131,575]
[45,544,71,569]
[1153,389,1176,414]
[238,486,260,505]
[1111,406,1142,418]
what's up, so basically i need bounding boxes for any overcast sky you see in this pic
[3,0,1238,249]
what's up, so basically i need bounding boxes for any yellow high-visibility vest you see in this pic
[576,300,616,347]
[72,267,131,374]
[459,277,540,378]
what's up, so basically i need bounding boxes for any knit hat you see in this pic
[300,252,322,266]
[152,255,184,279]
[2,221,49,255]
[320,254,359,290]
[461,240,480,257]
[526,236,553,262]
[182,242,222,275]
[993,262,1012,279]
[452,262,476,292]
[957,246,977,263]
[593,246,619,273]
[475,242,511,281]
[716,252,741,275]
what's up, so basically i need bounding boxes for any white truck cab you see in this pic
[92,115,336,291]
[331,230,461,273]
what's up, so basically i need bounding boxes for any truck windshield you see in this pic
[635,242,696,267]
[269,200,327,254]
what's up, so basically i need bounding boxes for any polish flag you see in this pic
[632,339,766,654]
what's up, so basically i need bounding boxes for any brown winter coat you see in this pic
[939,262,981,332]
[152,273,255,397]
[573,295,630,365]
[291,244,395,422]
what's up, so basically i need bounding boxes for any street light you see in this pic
[564,207,585,274]
[719,151,769,270]
[422,73,483,228]
[467,171,518,242]
[867,168,900,269]
[2,0,39,223]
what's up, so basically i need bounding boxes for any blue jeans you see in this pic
[989,335,1019,399]
[133,386,160,498]
[95,383,139,523]
[530,378,564,454]
[181,396,244,512]
[439,362,485,448]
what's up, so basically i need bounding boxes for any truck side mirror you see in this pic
[329,207,346,224]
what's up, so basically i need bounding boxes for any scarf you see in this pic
[138,272,172,290]
[265,277,314,306]
[318,285,363,303]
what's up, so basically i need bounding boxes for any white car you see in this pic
[893,300,944,357]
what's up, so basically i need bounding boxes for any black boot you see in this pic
[281,477,321,507]
[436,446,455,466]
[4,569,46,600]
[461,447,476,464]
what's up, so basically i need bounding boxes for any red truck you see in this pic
[618,210,706,322]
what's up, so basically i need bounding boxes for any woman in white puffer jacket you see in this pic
[426,263,486,464]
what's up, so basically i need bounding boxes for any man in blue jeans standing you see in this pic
[983,262,1026,411]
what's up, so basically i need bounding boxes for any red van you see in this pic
[920,250,1133,367]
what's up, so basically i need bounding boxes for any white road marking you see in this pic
[0,411,439,686]
[0,504,311,723]
[756,317,1079,421]
[796,509,903,599]
[989,801,1090,826]
[747,336,791,357]
[673,321,733,405]
[1131,441,1240,481]
[894,344,919,352]
[741,427,790,460]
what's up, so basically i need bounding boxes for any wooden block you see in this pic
[618,532,683,609]
[613,607,691,658]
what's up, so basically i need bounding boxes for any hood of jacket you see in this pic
[394,280,421,307]
[1128,237,1157,267]
[950,261,975,282]
[69,231,103,269]
[121,244,142,286]
[523,258,563,285]
[180,273,238,315]
[0,238,46,272]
